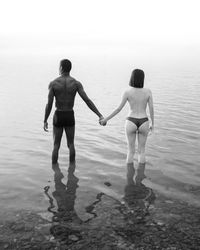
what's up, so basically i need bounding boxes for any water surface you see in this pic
[0,54,200,216]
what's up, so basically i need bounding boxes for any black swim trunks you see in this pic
[53,110,75,127]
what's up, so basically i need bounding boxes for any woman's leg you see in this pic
[138,121,149,163]
[126,161,135,185]
[135,162,146,185]
[125,120,137,164]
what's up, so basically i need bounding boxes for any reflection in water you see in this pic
[44,162,83,243]
[123,162,155,212]
[44,162,82,224]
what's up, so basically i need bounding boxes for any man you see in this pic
[44,59,104,164]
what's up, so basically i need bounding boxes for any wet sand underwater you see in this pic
[0,159,200,250]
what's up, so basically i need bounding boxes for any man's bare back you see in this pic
[49,75,78,111]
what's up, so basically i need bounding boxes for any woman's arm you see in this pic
[148,89,154,131]
[100,91,128,125]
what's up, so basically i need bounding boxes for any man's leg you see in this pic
[64,126,75,163]
[52,126,63,164]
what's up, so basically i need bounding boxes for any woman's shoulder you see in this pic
[126,87,151,93]
[124,87,133,95]
[126,86,135,92]
[143,87,152,94]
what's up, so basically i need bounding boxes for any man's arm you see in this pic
[148,89,154,130]
[77,82,103,119]
[44,83,54,131]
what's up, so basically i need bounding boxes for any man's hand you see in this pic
[44,121,49,132]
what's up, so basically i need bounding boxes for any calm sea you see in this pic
[0,53,200,217]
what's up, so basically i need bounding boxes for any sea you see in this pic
[0,52,200,219]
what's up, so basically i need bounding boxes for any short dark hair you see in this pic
[60,59,72,73]
[129,69,145,88]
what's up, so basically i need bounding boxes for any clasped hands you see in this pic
[99,116,107,126]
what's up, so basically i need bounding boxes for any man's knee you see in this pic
[53,143,61,151]
[67,142,75,149]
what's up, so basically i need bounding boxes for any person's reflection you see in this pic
[123,162,155,210]
[50,162,82,224]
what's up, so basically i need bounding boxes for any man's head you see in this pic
[60,59,72,74]
[129,69,145,88]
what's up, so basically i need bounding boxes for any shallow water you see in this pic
[0,54,200,218]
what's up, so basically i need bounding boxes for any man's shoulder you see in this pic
[48,77,61,88]
[49,76,81,89]
[48,81,55,89]
[68,77,82,89]
[51,76,63,84]
[48,76,70,87]
[75,80,82,87]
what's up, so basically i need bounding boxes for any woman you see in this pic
[100,69,154,164]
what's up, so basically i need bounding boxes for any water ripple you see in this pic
[0,65,200,210]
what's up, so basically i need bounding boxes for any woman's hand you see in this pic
[149,124,154,135]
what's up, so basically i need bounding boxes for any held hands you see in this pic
[99,116,107,126]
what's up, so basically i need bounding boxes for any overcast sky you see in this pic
[1,0,200,41]
[1,0,200,69]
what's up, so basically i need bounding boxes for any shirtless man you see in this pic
[100,69,154,164]
[44,59,104,164]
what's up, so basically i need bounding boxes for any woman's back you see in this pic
[99,68,154,164]
[127,87,150,118]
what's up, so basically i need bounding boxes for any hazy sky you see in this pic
[1,0,199,42]
[1,0,200,69]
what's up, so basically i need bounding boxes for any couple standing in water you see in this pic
[44,59,154,166]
